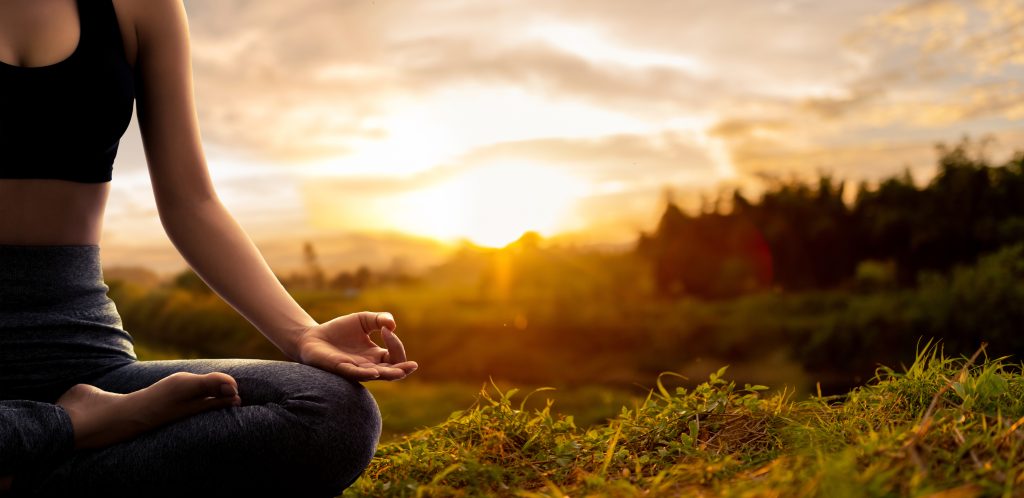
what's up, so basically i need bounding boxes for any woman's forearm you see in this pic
[157,196,316,360]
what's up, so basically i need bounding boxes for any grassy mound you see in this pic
[344,344,1024,497]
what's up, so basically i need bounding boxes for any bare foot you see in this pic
[56,372,241,450]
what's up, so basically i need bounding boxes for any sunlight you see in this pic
[305,85,656,179]
[393,162,588,247]
[307,112,457,177]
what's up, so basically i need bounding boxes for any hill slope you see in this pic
[344,343,1024,497]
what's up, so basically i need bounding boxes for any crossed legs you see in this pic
[7,359,381,498]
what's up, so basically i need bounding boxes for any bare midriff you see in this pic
[0,179,108,245]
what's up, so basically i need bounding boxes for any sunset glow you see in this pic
[99,0,1024,272]
[391,163,587,248]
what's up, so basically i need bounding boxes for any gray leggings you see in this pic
[5,359,381,497]
[0,246,381,497]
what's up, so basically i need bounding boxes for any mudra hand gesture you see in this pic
[297,311,418,381]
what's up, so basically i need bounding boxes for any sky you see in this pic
[101,0,1024,274]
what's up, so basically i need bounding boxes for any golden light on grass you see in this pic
[393,162,587,247]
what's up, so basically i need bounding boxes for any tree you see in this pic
[638,138,1024,296]
[303,241,326,290]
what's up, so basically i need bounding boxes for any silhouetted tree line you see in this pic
[639,139,1024,297]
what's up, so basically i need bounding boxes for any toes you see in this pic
[203,393,241,410]
[153,372,239,401]
[141,370,238,405]
[199,372,239,398]
[183,393,240,415]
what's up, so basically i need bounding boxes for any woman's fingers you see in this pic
[333,359,417,382]
[381,326,408,364]
[335,362,381,381]
[358,311,397,334]
[299,334,415,382]
[357,312,378,334]
[390,361,418,374]
[306,343,381,381]
[376,312,397,332]
[372,365,410,381]
[369,361,418,381]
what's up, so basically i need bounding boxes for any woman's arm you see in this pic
[129,0,416,380]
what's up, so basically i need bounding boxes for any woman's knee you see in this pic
[268,362,382,492]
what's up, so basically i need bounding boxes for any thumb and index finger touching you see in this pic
[358,310,396,333]
[359,310,417,372]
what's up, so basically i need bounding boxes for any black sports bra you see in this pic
[0,0,135,183]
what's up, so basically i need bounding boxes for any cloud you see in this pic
[863,0,1024,74]
[101,0,1024,266]
[799,81,889,120]
[168,0,1024,179]
[452,132,724,184]
[709,119,793,140]
[699,0,1024,183]
[177,0,900,165]
[390,39,717,116]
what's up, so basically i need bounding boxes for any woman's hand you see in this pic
[296,311,418,381]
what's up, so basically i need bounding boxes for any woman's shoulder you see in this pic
[111,0,189,70]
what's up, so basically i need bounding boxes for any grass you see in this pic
[343,342,1024,497]
[366,381,643,442]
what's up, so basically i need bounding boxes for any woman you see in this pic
[0,0,418,496]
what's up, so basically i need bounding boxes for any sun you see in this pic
[393,162,587,247]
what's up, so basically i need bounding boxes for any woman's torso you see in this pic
[0,180,109,244]
[0,0,138,246]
